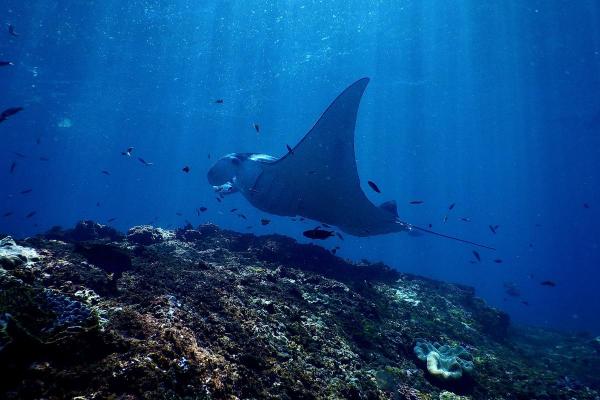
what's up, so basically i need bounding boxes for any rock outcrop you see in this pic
[0,222,597,399]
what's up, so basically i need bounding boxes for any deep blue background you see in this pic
[2,1,599,334]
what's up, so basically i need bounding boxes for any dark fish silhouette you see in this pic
[96,202,101,207]
[182,166,190,173]
[254,123,260,133]
[0,107,23,123]
[336,232,344,240]
[13,152,26,158]
[448,203,455,210]
[521,301,529,306]
[121,147,133,156]
[138,157,153,166]
[493,259,503,263]
[367,181,381,193]
[36,137,41,144]
[541,280,556,287]
[489,225,496,234]
[3,212,13,217]
[460,217,471,222]
[428,223,432,228]
[215,99,224,104]
[303,228,335,240]
[583,203,590,209]
[25,211,36,218]
[198,207,207,212]
[230,208,238,213]
[286,144,294,155]
[0,61,14,67]
[101,170,110,175]
[39,156,49,161]
[216,197,222,203]
[409,200,423,204]
[261,219,270,225]
[8,24,19,37]
[237,213,247,219]
[472,250,481,262]
[9,161,16,173]
[20,189,32,194]
[175,212,183,216]
[107,217,117,222]
[503,282,520,297]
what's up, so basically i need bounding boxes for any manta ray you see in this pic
[207,78,494,250]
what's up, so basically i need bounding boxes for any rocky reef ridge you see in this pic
[1,221,598,399]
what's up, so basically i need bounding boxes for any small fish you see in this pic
[286,144,294,155]
[20,189,32,194]
[541,280,556,287]
[39,156,49,161]
[521,301,529,306]
[367,181,381,193]
[443,215,448,223]
[36,137,41,145]
[336,232,344,240]
[253,123,260,133]
[428,223,432,228]
[107,217,117,222]
[216,197,222,203]
[303,228,335,240]
[331,248,337,255]
[198,207,208,212]
[583,203,590,209]
[0,61,14,67]
[182,166,190,173]
[9,161,16,173]
[138,157,153,166]
[25,211,36,218]
[261,219,270,225]
[175,212,183,216]
[8,24,19,37]
[322,223,331,228]
[489,225,496,234]
[535,223,542,227]
[230,208,238,213]
[460,217,471,222]
[448,203,455,210]
[208,153,211,159]
[3,212,13,217]
[493,259,503,263]
[101,170,110,175]
[0,107,24,123]
[409,200,423,205]
[237,213,247,219]
[121,147,133,156]
[96,202,101,207]
[307,170,317,175]
[472,250,481,262]
[215,99,224,104]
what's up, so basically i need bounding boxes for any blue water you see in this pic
[2,1,599,334]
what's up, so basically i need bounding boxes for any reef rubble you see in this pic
[0,221,598,399]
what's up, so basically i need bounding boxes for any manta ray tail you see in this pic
[403,223,496,250]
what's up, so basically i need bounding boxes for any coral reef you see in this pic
[126,224,174,245]
[414,340,474,381]
[0,221,598,399]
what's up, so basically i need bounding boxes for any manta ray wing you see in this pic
[247,78,400,236]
